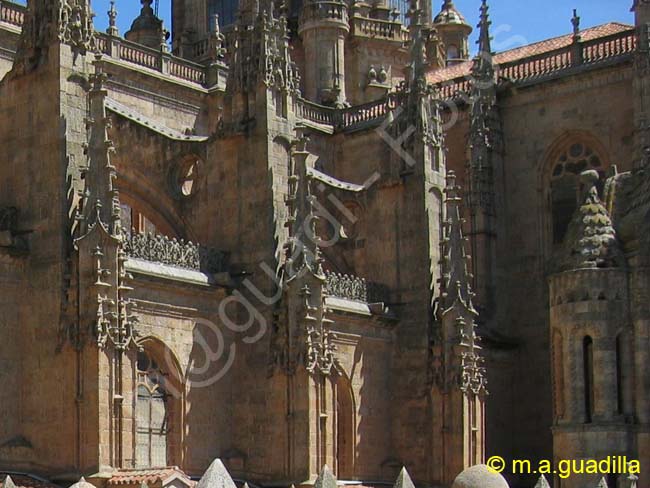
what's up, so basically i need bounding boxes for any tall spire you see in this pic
[407,0,427,83]
[474,0,493,80]
[285,127,322,279]
[78,55,121,238]
[439,171,476,314]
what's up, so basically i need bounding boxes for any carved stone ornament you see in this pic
[13,0,96,75]
[229,9,301,95]
[122,231,227,274]
[302,285,338,376]
[59,0,95,53]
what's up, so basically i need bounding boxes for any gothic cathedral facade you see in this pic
[0,1,645,488]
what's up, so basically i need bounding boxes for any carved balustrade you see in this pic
[123,231,227,274]
[323,270,387,303]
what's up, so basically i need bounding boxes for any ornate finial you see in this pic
[160,26,169,52]
[90,54,108,92]
[142,0,154,13]
[557,170,622,271]
[210,14,227,60]
[477,0,492,56]
[107,1,119,36]
[471,0,495,84]
[572,8,581,41]
[440,170,475,314]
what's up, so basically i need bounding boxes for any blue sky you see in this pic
[13,1,635,54]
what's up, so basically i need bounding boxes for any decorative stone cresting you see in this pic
[323,270,388,303]
[324,270,368,301]
[123,231,227,274]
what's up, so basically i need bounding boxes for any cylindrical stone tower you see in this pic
[298,0,350,106]
[549,171,633,488]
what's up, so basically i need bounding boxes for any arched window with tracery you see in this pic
[135,351,169,468]
[549,141,607,245]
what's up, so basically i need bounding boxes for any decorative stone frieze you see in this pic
[123,232,228,274]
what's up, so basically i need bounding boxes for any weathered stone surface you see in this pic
[393,468,415,488]
[0,0,645,487]
[451,465,509,488]
[196,459,237,488]
[314,466,338,488]
[533,475,551,488]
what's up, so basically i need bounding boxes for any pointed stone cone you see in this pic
[140,483,149,488]
[596,477,609,488]
[196,459,237,488]
[314,465,338,488]
[242,484,250,488]
[534,475,551,488]
[627,472,639,488]
[3,476,16,488]
[393,468,415,488]
[69,478,95,488]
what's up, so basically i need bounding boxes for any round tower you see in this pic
[433,0,472,65]
[298,0,350,106]
[548,171,633,488]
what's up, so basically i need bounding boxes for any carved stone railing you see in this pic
[338,96,397,128]
[123,232,228,274]
[581,30,636,64]
[437,28,636,101]
[96,33,209,86]
[0,4,213,88]
[438,78,471,101]
[300,1,349,26]
[351,16,407,42]
[499,46,573,82]
[324,270,387,303]
[296,96,396,131]
[296,99,337,126]
[0,0,24,28]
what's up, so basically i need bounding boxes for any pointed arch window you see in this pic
[550,142,606,244]
[135,351,169,468]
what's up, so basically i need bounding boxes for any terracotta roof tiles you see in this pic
[107,468,194,487]
[427,22,634,84]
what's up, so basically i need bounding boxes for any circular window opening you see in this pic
[174,156,202,198]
